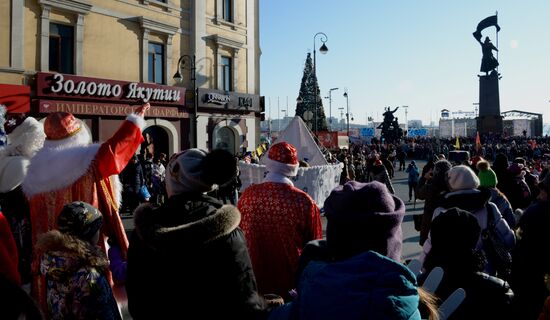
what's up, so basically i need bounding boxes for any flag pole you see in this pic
[496,11,499,70]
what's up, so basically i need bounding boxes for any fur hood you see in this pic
[133,194,241,250]
[441,188,492,212]
[37,230,108,280]
[0,116,45,158]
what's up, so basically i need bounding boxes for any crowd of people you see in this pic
[1,101,550,319]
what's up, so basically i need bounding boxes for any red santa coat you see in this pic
[22,115,144,309]
[0,211,20,286]
[238,181,323,297]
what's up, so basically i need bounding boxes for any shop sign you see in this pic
[39,100,188,118]
[36,72,186,106]
[198,88,260,112]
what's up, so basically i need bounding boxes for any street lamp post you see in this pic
[313,32,328,135]
[338,107,345,131]
[402,105,408,135]
[343,91,350,137]
[327,87,338,131]
[173,55,197,148]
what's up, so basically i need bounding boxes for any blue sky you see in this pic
[259,1,550,126]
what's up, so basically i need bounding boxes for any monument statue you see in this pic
[377,107,402,143]
[473,14,503,135]
[478,36,499,75]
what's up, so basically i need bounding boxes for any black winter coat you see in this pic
[429,271,514,320]
[126,193,266,319]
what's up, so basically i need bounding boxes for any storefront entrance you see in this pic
[214,126,237,154]
[141,126,169,160]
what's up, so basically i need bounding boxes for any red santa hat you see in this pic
[264,142,299,177]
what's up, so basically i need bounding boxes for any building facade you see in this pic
[0,0,262,157]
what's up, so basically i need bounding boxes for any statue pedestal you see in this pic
[477,71,502,134]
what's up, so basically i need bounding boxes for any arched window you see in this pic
[215,126,236,154]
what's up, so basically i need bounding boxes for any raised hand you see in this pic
[135,102,151,117]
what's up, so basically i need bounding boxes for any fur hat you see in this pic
[165,148,237,197]
[477,160,498,188]
[324,181,405,261]
[57,201,103,240]
[265,142,299,177]
[447,165,480,191]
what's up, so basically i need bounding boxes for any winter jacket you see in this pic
[421,188,515,274]
[126,193,267,320]
[511,200,550,320]
[406,164,420,183]
[488,187,516,229]
[270,244,420,320]
[424,270,514,320]
[415,177,445,245]
[37,231,121,320]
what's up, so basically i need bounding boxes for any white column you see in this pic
[75,14,85,75]
[141,29,149,82]
[40,6,51,71]
[10,0,24,69]
[246,0,257,94]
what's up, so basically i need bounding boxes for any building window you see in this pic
[148,42,164,84]
[222,0,232,22]
[49,23,74,74]
[221,56,232,92]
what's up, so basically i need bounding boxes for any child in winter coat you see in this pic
[37,201,121,320]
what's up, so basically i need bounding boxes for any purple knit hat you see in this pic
[324,181,405,261]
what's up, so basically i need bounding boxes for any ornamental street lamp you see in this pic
[173,55,198,148]
[327,87,338,130]
[313,32,328,135]
[343,91,350,137]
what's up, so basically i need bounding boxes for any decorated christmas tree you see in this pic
[295,53,328,132]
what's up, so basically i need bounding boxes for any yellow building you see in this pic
[0,0,263,156]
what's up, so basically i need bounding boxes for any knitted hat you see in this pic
[508,163,525,177]
[430,207,481,253]
[476,160,498,188]
[165,148,237,197]
[57,201,103,240]
[447,165,480,191]
[265,142,299,177]
[324,181,405,261]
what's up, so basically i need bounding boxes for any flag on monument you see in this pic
[473,15,500,42]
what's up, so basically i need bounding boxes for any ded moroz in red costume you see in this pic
[22,105,148,310]
[238,142,323,298]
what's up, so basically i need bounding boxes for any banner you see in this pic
[473,15,500,42]
[360,127,375,137]
[316,131,338,149]
[408,128,428,137]
[0,84,30,114]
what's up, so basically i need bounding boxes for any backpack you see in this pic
[481,204,512,280]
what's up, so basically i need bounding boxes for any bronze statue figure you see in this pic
[377,107,403,143]
[478,36,499,75]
